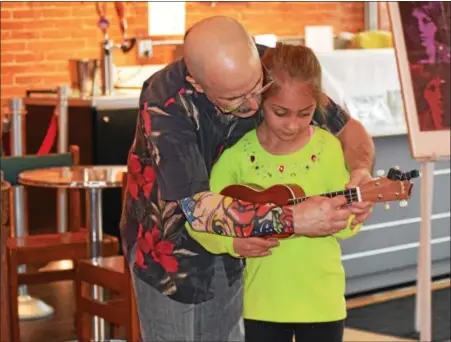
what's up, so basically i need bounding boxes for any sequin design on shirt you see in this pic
[243,133,327,180]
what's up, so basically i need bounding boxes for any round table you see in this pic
[19,165,126,341]
[19,165,126,255]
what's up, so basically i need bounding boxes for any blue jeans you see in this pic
[129,248,244,342]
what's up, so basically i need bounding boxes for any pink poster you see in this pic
[390,1,450,159]
[399,1,450,132]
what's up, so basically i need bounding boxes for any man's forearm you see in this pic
[179,191,293,237]
[338,118,375,172]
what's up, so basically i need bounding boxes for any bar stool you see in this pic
[75,255,140,342]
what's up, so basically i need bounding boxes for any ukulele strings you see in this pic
[287,188,359,205]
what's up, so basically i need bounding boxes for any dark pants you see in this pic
[244,319,344,342]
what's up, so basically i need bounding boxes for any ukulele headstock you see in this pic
[360,167,419,209]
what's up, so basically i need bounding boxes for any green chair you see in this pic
[0,145,81,231]
[2,146,119,342]
[1,151,74,186]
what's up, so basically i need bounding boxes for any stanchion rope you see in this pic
[1,102,59,156]
[36,111,58,156]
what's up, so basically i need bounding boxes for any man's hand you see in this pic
[233,237,279,257]
[292,196,352,236]
[346,168,374,226]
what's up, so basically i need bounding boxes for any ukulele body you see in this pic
[220,184,305,239]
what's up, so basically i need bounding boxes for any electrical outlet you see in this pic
[138,39,153,58]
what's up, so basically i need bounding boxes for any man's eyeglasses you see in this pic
[218,63,274,114]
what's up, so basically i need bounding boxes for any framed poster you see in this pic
[389,2,450,160]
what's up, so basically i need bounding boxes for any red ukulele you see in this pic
[220,168,420,239]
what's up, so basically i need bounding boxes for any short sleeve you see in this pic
[312,95,351,136]
[144,103,210,201]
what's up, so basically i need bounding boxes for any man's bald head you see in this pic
[184,16,261,96]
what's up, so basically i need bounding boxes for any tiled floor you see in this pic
[343,328,415,341]
[19,279,449,342]
[346,278,450,310]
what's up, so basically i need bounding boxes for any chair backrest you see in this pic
[1,181,11,226]
[0,146,79,186]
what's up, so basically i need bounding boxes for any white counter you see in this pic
[318,49,407,138]
[24,89,141,110]
[318,49,401,99]
[24,64,166,110]
[365,124,407,137]
[25,53,407,137]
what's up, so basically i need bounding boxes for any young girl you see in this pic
[187,43,361,342]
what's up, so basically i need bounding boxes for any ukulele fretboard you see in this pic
[287,188,360,205]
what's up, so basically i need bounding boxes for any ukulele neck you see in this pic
[287,188,361,205]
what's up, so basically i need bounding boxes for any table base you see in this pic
[86,189,105,341]
[18,295,54,321]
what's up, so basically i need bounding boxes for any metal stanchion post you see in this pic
[9,98,54,320]
[56,85,70,234]
[49,85,74,281]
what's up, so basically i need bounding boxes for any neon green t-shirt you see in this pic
[187,126,361,323]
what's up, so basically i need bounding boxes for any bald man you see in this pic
[121,16,374,341]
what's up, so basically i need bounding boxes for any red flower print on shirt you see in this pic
[135,224,179,273]
[127,153,156,200]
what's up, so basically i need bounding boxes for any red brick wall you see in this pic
[1,1,366,114]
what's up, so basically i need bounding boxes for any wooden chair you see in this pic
[1,180,12,342]
[75,172,140,342]
[75,255,140,342]
[1,146,120,342]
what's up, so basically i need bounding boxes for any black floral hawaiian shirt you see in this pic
[120,48,351,305]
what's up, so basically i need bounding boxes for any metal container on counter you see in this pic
[68,59,100,98]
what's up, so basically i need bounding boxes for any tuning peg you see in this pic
[387,168,400,180]
[399,200,408,208]
[377,170,385,177]
[410,170,420,178]
[404,170,420,180]
[384,202,391,210]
